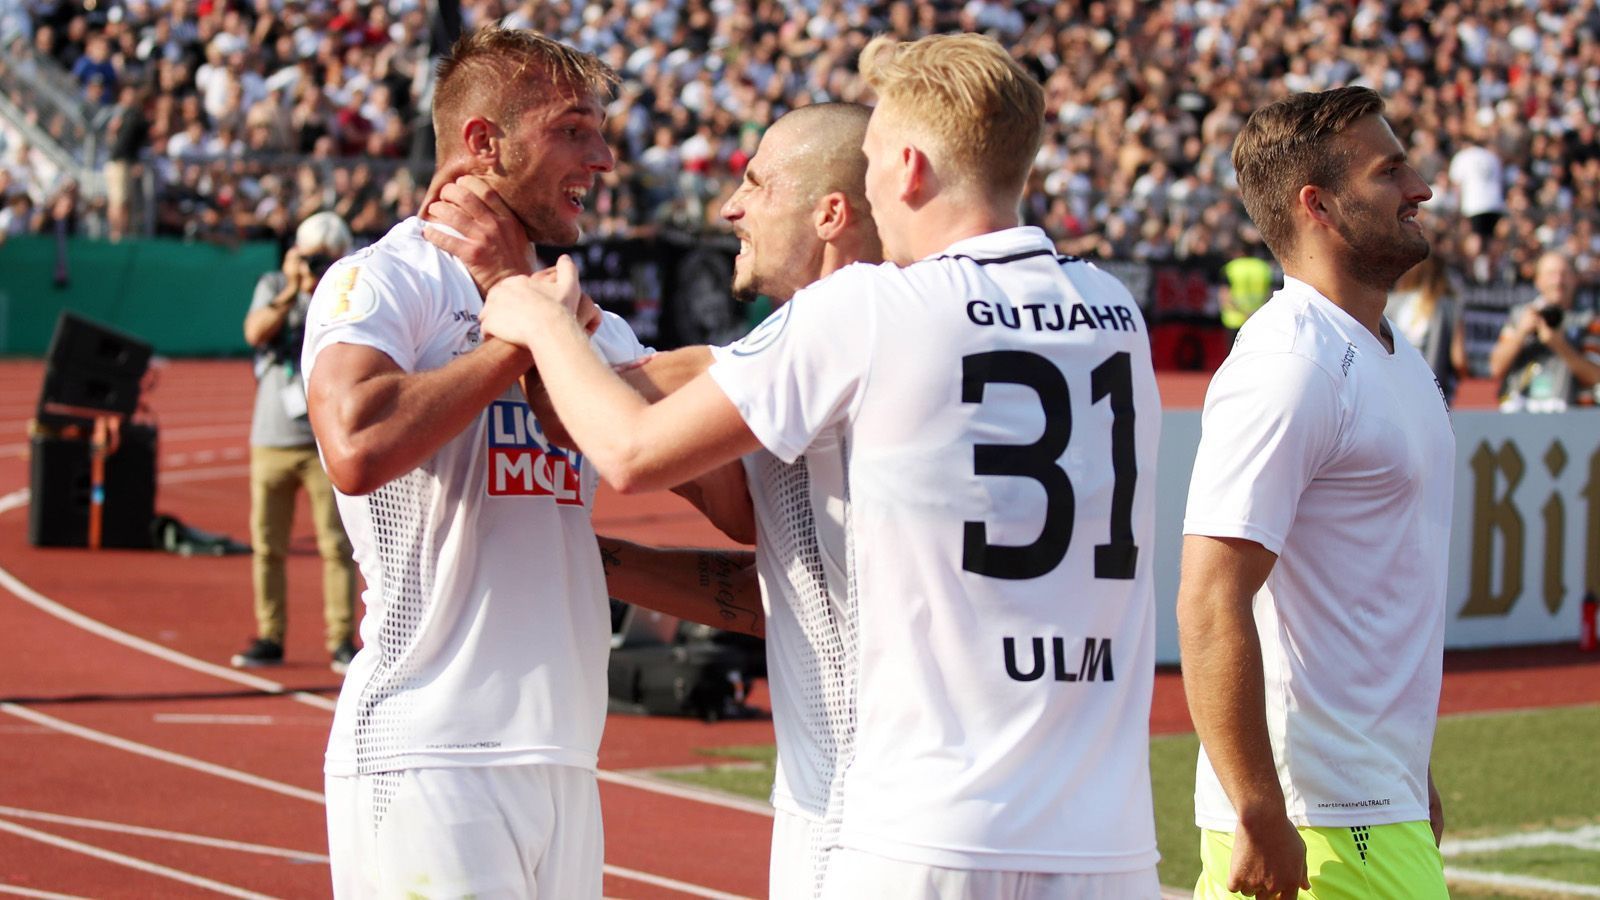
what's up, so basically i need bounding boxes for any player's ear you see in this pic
[813,192,849,241]
[1299,183,1335,229]
[462,117,502,169]
[901,144,928,203]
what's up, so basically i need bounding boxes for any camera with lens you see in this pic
[304,253,338,277]
[1538,304,1565,329]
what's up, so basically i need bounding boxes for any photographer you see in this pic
[1488,252,1600,412]
[233,212,358,672]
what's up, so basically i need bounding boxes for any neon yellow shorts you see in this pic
[1196,821,1447,899]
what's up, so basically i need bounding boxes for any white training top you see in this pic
[711,340,854,833]
[303,217,649,777]
[710,227,1162,873]
[1184,276,1455,831]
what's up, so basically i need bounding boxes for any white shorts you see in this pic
[325,764,603,899]
[770,807,829,900]
[819,848,1162,900]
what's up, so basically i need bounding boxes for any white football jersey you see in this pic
[303,217,650,777]
[709,227,1162,873]
[1184,277,1455,830]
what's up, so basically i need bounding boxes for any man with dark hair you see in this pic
[1177,86,1453,900]
[301,28,739,898]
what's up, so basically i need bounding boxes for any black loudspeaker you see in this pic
[28,425,158,549]
[36,312,152,430]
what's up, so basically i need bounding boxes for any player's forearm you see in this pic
[621,346,716,401]
[316,339,530,494]
[599,537,763,637]
[525,308,703,491]
[1177,537,1286,825]
[671,462,756,545]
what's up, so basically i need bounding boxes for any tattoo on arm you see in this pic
[697,550,763,637]
[600,545,621,573]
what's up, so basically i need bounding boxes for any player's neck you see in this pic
[1285,259,1393,350]
[899,195,1021,262]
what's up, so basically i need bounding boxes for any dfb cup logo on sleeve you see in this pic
[486,400,585,503]
[323,266,378,324]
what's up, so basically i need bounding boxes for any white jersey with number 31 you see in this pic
[709,227,1161,873]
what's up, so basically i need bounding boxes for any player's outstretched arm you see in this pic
[1176,534,1310,900]
[599,537,762,637]
[483,261,763,493]
[307,339,532,495]
[523,347,756,543]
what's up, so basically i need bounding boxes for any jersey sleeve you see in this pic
[302,256,427,378]
[707,267,876,464]
[590,310,654,365]
[1183,351,1343,555]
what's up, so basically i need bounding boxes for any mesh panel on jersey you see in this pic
[752,447,859,899]
[352,468,438,774]
[369,770,401,836]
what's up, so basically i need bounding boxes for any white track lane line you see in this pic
[0,885,92,899]
[0,704,325,804]
[0,488,334,714]
[601,864,753,900]
[0,818,279,900]
[0,806,326,862]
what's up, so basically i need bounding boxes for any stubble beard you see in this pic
[1337,210,1430,292]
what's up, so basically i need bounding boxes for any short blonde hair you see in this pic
[859,33,1043,198]
[433,28,617,156]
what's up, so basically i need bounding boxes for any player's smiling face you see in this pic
[721,125,822,303]
[1325,114,1433,287]
[493,87,614,247]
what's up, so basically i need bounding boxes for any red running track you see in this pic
[0,360,1588,899]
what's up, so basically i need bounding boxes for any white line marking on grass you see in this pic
[1444,866,1600,897]
[0,818,279,899]
[598,769,775,817]
[0,806,326,862]
[604,864,753,899]
[1443,824,1600,855]
[152,714,276,726]
[0,704,324,804]
[0,885,92,899]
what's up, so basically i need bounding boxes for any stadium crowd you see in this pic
[1,0,1598,286]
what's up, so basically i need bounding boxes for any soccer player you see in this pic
[301,29,731,898]
[1176,86,1452,900]
[480,32,1163,899]
[427,100,883,897]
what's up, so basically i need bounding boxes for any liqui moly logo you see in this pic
[486,400,585,504]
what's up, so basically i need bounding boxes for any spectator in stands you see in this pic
[1387,254,1468,405]
[104,82,149,242]
[233,210,357,673]
[1489,252,1600,411]
[10,0,1600,288]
